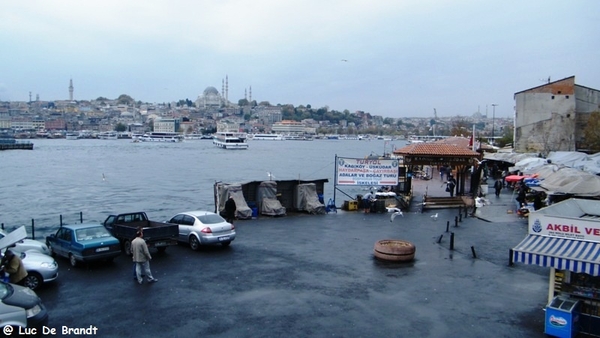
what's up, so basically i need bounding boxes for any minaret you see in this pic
[69,78,74,101]
[222,79,225,106]
[249,86,252,103]
[244,88,247,101]
[225,75,229,105]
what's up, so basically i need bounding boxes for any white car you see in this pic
[168,211,236,250]
[0,230,50,256]
[0,251,58,290]
[0,282,49,330]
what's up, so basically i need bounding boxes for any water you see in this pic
[0,138,406,236]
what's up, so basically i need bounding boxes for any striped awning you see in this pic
[512,235,600,276]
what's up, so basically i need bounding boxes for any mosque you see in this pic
[195,75,252,109]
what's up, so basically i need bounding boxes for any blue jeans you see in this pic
[135,261,154,282]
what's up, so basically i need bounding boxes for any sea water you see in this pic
[0,138,406,237]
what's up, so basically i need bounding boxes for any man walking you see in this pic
[225,194,237,224]
[132,229,157,285]
[494,178,503,197]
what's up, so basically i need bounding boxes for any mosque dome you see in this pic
[204,86,219,95]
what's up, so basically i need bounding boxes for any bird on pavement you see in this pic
[386,207,404,222]
[431,213,438,220]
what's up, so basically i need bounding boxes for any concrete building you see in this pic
[153,118,181,133]
[514,76,600,154]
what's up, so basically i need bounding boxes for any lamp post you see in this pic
[491,103,498,145]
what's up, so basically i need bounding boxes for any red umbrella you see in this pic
[505,175,530,183]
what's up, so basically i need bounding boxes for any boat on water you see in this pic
[249,133,285,141]
[65,132,80,140]
[97,132,118,140]
[213,132,249,150]
[184,133,213,140]
[284,134,314,141]
[140,132,183,142]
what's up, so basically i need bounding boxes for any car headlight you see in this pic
[40,262,57,269]
[26,304,42,318]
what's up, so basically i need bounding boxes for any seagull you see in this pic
[341,59,348,62]
[386,207,403,222]
[102,173,106,181]
[430,213,438,220]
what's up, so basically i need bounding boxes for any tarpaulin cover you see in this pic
[256,181,286,216]
[294,183,326,215]
[216,183,253,219]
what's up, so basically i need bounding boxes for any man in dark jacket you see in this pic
[225,195,237,224]
[494,178,503,197]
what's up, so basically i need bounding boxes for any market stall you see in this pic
[510,198,600,337]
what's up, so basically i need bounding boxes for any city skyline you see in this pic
[1,1,599,119]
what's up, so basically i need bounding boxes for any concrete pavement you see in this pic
[34,178,550,337]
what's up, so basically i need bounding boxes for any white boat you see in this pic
[97,132,118,140]
[213,132,249,149]
[284,134,314,141]
[140,132,183,142]
[249,133,285,141]
[65,132,80,140]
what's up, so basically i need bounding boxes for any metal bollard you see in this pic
[450,232,455,250]
[446,221,450,232]
[454,216,458,227]
[80,211,83,223]
[509,249,514,266]
[31,219,35,240]
[471,246,477,258]
[60,214,63,226]
[459,212,462,222]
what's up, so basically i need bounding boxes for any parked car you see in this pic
[46,223,121,267]
[168,211,236,250]
[0,229,50,256]
[0,281,49,331]
[19,251,58,290]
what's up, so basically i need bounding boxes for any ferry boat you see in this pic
[97,132,118,140]
[140,132,183,142]
[184,133,213,140]
[284,134,314,141]
[249,133,285,141]
[65,132,80,140]
[213,132,249,149]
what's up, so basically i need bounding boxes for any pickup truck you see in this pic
[103,212,178,255]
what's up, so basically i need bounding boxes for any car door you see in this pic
[54,228,72,257]
[169,214,186,242]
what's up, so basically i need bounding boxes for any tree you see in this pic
[449,117,471,136]
[116,94,134,105]
[114,123,127,132]
[497,125,514,148]
[583,111,600,152]
[238,99,249,106]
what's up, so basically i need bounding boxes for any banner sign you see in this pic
[529,215,600,243]
[336,157,399,186]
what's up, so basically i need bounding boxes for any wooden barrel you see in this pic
[373,239,416,262]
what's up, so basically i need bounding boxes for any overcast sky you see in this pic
[1,1,598,118]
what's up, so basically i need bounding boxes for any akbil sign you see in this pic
[335,157,399,186]
[530,215,600,243]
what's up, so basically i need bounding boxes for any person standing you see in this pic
[132,229,157,285]
[494,178,503,197]
[1,250,28,285]
[225,195,237,224]
[445,174,457,197]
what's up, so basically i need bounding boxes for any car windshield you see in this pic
[197,214,226,224]
[76,226,112,241]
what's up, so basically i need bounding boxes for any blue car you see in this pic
[46,223,121,267]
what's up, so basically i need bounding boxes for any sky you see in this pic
[1,0,598,118]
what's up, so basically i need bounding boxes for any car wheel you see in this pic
[124,240,132,256]
[189,236,200,251]
[23,272,43,290]
[221,241,231,247]
[373,239,416,262]
[69,253,78,267]
[157,247,167,253]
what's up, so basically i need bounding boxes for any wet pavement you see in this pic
[34,179,550,337]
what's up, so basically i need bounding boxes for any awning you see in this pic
[512,235,600,276]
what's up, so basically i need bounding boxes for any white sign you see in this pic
[529,215,600,243]
[336,157,399,186]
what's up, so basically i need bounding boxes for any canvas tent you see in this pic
[256,181,286,216]
[294,183,326,214]
[215,183,253,219]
